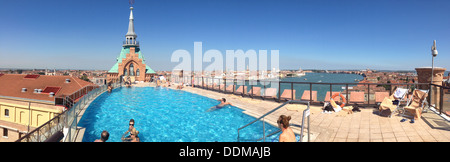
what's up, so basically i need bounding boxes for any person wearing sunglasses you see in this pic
[121,119,139,142]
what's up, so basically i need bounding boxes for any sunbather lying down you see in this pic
[323,99,353,114]
[206,98,233,112]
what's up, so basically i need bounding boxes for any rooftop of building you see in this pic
[108,47,156,74]
[0,74,96,103]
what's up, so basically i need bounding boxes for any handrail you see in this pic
[237,100,310,142]
[431,83,450,89]
[239,130,282,142]
[15,110,65,142]
[239,123,305,142]
[238,102,289,132]
[429,84,449,116]
[190,76,430,86]
[16,82,122,142]
[192,76,434,106]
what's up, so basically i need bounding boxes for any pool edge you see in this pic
[73,87,116,142]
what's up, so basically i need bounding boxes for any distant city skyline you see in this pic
[0,0,449,71]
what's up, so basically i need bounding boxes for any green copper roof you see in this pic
[108,47,156,74]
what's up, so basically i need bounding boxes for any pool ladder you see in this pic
[237,100,311,142]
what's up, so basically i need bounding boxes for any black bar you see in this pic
[242,80,245,96]
[329,84,332,100]
[345,84,349,104]
[367,84,370,105]
[251,84,254,99]
[291,82,294,100]
[440,86,444,115]
[309,83,312,103]
[278,81,281,102]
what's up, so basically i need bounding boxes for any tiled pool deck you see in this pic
[180,86,450,142]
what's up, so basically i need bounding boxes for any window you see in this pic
[136,69,140,76]
[4,109,9,117]
[129,63,135,76]
[24,74,40,79]
[3,128,7,138]
[42,87,61,94]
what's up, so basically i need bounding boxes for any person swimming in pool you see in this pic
[121,119,140,142]
[94,130,109,142]
[206,98,233,112]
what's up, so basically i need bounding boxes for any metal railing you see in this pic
[237,100,310,142]
[429,84,450,116]
[16,82,122,142]
[123,40,139,46]
[186,76,449,117]
[187,76,430,106]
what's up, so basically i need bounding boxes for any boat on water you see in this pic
[286,67,306,77]
[296,67,306,77]
[296,72,306,77]
[285,72,305,77]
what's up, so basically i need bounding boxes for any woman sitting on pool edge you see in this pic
[206,98,233,112]
[277,115,296,142]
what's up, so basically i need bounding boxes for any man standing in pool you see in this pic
[121,119,139,142]
[94,130,110,142]
[206,98,233,112]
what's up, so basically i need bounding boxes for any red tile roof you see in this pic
[357,80,372,86]
[0,74,96,102]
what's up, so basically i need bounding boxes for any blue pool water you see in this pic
[78,87,279,142]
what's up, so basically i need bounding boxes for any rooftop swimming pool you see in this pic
[78,87,280,142]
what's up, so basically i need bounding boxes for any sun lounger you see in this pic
[235,86,248,95]
[249,87,261,97]
[402,89,428,120]
[217,84,225,91]
[349,91,365,104]
[213,83,220,90]
[324,91,341,102]
[280,89,296,101]
[378,87,408,117]
[208,83,217,89]
[225,85,235,93]
[301,90,317,101]
[263,88,278,99]
[375,92,390,104]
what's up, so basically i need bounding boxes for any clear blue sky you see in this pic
[0,0,449,71]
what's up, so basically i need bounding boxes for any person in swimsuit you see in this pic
[121,119,139,142]
[277,115,296,142]
[94,130,109,142]
[129,128,140,142]
[206,98,233,112]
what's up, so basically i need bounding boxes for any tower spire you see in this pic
[124,6,139,47]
